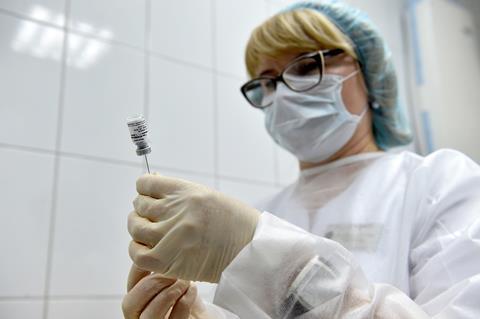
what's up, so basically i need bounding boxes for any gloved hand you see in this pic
[122,264,210,319]
[128,173,261,283]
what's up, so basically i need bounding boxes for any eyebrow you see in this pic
[258,69,277,77]
[257,52,311,77]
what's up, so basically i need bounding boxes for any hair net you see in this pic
[283,1,412,149]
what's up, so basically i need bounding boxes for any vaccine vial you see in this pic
[127,115,151,173]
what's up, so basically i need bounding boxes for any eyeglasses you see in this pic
[241,49,344,109]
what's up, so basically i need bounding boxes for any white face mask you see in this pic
[265,70,366,163]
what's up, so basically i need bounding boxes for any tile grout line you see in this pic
[211,0,220,190]
[0,142,54,155]
[0,296,44,301]
[0,7,63,30]
[48,294,124,301]
[0,143,282,187]
[42,0,71,317]
[0,295,124,301]
[0,142,142,168]
[0,7,142,52]
[0,7,247,80]
[144,0,151,122]
[148,50,214,74]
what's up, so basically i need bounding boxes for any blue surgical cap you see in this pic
[284,1,413,149]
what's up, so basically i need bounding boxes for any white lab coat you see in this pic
[209,149,480,318]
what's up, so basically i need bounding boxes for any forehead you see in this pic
[256,52,304,76]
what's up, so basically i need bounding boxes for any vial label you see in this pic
[128,119,148,144]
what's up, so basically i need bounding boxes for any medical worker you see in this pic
[123,1,480,318]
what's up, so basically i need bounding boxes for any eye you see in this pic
[286,57,319,76]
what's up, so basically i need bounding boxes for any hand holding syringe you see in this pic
[127,115,151,173]
[125,114,260,284]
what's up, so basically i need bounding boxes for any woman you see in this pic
[123,1,480,318]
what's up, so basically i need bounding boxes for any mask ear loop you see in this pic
[357,104,369,119]
[341,66,370,118]
[353,58,368,91]
[344,63,372,118]
[340,68,361,83]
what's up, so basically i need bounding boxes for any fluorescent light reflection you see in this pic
[11,5,113,69]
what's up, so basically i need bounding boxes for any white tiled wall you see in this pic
[150,0,213,68]
[0,149,54,297]
[0,0,406,318]
[69,0,145,48]
[48,299,123,319]
[0,0,66,27]
[61,37,144,161]
[217,75,276,182]
[215,0,269,77]
[49,157,139,296]
[148,58,215,174]
[0,300,44,319]
[0,15,63,150]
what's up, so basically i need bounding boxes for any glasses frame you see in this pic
[241,48,344,109]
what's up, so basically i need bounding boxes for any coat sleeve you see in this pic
[212,150,480,318]
[407,149,480,318]
[212,212,429,318]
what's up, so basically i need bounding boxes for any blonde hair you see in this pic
[245,8,357,78]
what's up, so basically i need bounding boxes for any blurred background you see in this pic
[0,0,479,318]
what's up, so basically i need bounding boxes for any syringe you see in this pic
[127,115,151,173]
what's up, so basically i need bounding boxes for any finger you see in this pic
[129,240,158,272]
[122,273,177,319]
[132,195,158,219]
[127,264,150,292]
[168,283,198,319]
[140,280,190,319]
[133,195,172,222]
[136,174,188,199]
[127,211,159,247]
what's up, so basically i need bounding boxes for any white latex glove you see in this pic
[122,264,208,319]
[128,173,260,283]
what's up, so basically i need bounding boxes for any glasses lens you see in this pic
[243,78,276,108]
[283,56,321,91]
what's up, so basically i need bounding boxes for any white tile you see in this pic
[275,145,299,186]
[0,0,66,27]
[266,0,299,14]
[217,75,276,183]
[0,15,62,150]
[61,36,144,161]
[0,300,43,319]
[215,0,268,77]
[50,157,140,295]
[0,148,54,296]
[342,0,403,51]
[218,178,279,207]
[69,0,145,48]
[48,299,122,319]
[148,57,215,174]
[150,0,213,68]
